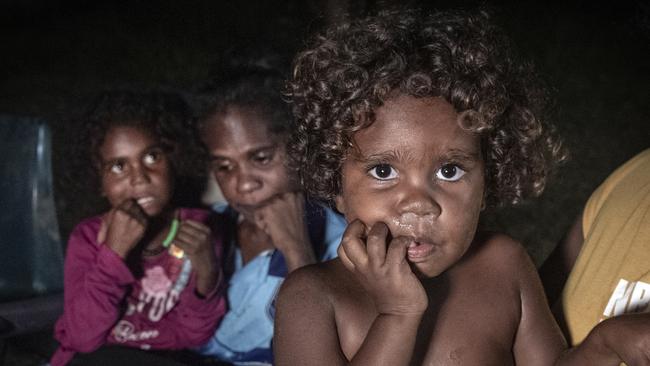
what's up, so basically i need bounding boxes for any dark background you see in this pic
[1,0,649,364]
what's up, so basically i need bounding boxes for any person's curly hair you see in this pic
[288,8,567,207]
[67,89,207,212]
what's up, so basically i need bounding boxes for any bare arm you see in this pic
[555,312,650,365]
[539,211,584,308]
[274,266,350,366]
[254,192,316,271]
[55,220,135,353]
[512,240,568,366]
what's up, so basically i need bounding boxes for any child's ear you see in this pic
[334,195,346,214]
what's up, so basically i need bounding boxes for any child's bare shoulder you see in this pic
[455,232,538,287]
[277,259,351,308]
[471,231,533,266]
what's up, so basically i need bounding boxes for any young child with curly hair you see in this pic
[51,90,226,366]
[274,8,642,365]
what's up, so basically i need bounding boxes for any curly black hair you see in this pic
[194,66,291,138]
[67,89,207,211]
[288,8,566,207]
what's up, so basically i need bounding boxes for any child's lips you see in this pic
[406,239,437,260]
[136,196,155,207]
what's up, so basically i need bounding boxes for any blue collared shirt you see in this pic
[197,201,345,365]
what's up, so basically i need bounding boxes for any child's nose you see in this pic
[236,171,262,194]
[130,165,151,185]
[396,184,441,218]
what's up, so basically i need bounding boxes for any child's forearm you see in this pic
[554,339,619,366]
[57,245,133,352]
[348,313,423,366]
[194,265,220,296]
[189,246,221,296]
[554,313,650,366]
[558,313,650,366]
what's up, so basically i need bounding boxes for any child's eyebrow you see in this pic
[248,144,278,155]
[100,158,122,166]
[351,148,480,164]
[208,144,278,160]
[144,143,166,152]
[441,149,481,163]
[209,155,225,161]
[351,149,410,163]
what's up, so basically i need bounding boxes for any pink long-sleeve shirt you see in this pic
[50,208,227,366]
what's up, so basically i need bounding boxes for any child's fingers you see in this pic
[179,220,210,236]
[337,244,356,272]
[339,219,369,269]
[116,199,147,226]
[366,222,389,267]
[174,221,210,248]
[385,236,410,267]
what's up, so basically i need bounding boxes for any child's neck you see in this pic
[142,207,177,257]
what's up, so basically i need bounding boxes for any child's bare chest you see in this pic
[333,269,520,365]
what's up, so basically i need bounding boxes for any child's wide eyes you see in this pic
[368,164,397,180]
[252,151,273,165]
[216,163,231,172]
[211,159,232,173]
[436,164,466,182]
[109,162,124,174]
[143,151,160,165]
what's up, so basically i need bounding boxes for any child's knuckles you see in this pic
[366,232,385,245]
[340,236,361,251]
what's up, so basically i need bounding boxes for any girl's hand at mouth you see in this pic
[99,199,148,259]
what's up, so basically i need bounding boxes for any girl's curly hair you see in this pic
[288,8,566,207]
[67,89,207,211]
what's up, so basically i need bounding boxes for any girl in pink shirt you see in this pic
[51,90,226,366]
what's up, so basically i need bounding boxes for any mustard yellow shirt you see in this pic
[562,149,650,345]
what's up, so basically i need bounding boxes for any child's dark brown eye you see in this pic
[213,161,232,173]
[252,151,272,165]
[368,164,397,180]
[109,162,125,174]
[143,152,160,165]
[436,164,466,182]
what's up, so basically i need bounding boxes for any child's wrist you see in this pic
[376,312,424,329]
[579,319,622,364]
[281,245,316,268]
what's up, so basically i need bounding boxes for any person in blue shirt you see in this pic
[193,66,346,365]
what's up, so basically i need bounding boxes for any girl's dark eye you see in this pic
[212,161,232,173]
[436,164,466,182]
[143,151,160,165]
[109,162,124,174]
[105,161,126,174]
[252,152,273,165]
[368,164,397,180]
